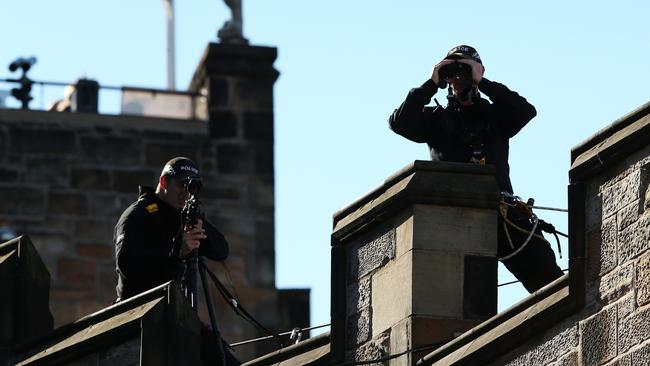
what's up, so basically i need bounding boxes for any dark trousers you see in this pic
[497,208,564,293]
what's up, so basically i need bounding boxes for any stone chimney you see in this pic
[330,161,500,365]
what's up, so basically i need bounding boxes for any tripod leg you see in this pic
[199,258,227,366]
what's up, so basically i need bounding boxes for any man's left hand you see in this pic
[457,59,484,85]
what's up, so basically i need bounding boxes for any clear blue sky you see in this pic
[2,1,649,338]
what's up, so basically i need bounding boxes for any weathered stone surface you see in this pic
[77,244,113,259]
[371,253,412,337]
[603,353,632,366]
[349,330,389,364]
[254,143,273,175]
[0,166,18,182]
[209,78,230,107]
[87,194,133,218]
[599,263,634,303]
[349,227,395,280]
[600,216,618,276]
[412,205,496,255]
[234,79,274,110]
[0,185,46,216]
[618,201,640,231]
[75,219,114,244]
[217,143,253,174]
[80,136,140,165]
[629,341,650,365]
[554,350,578,366]
[618,212,650,263]
[347,277,371,316]
[48,191,88,216]
[617,294,636,322]
[244,112,273,141]
[144,142,199,167]
[209,110,238,138]
[24,158,69,187]
[112,170,157,193]
[618,302,650,354]
[9,127,76,155]
[346,306,371,348]
[601,169,641,219]
[498,325,578,366]
[637,251,650,306]
[71,168,112,190]
[580,305,617,366]
[57,258,97,289]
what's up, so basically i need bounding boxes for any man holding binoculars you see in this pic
[389,45,563,293]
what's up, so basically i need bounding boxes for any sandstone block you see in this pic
[0,185,46,216]
[209,78,230,107]
[217,143,253,174]
[412,205,496,255]
[57,258,97,289]
[555,351,578,366]
[350,330,389,364]
[349,227,395,280]
[244,112,273,141]
[580,304,617,366]
[617,201,640,231]
[209,110,238,138]
[80,136,140,165]
[10,126,76,155]
[346,306,371,348]
[599,263,634,303]
[48,191,87,216]
[637,251,650,306]
[253,142,273,175]
[347,277,371,316]
[600,216,618,275]
[144,142,199,167]
[601,169,641,219]
[24,158,69,187]
[112,169,157,193]
[75,219,114,244]
[618,212,650,263]
[70,168,112,190]
[618,302,650,354]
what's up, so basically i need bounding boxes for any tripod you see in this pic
[180,192,228,366]
[180,250,228,366]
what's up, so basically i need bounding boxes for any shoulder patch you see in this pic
[145,203,159,214]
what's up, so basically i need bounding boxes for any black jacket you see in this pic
[114,186,229,300]
[389,77,536,193]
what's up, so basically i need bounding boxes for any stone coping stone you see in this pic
[570,101,650,181]
[16,296,164,365]
[0,108,207,135]
[332,161,499,241]
[189,42,280,91]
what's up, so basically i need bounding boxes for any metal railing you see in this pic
[0,77,208,121]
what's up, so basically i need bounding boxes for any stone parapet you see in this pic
[331,160,500,365]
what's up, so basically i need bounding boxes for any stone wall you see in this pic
[0,42,309,363]
[487,115,650,365]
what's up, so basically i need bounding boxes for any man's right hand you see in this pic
[180,219,207,257]
[431,59,455,86]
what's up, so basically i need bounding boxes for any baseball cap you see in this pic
[161,157,201,181]
[445,45,482,64]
